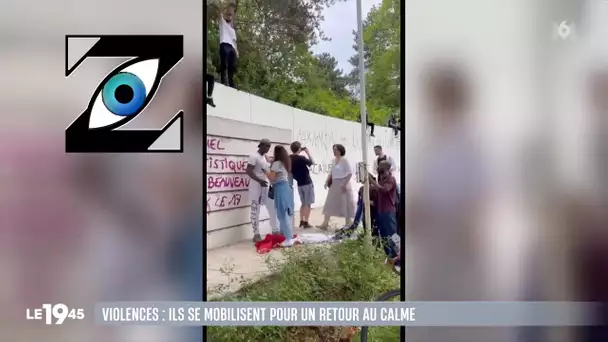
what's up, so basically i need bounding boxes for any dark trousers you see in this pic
[376,212,397,257]
[358,116,375,136]
[367,122,375,136]
[354,196,364,224]
[388,121,399,136]
[335,199,376,240]
[346,197,375,229]
[354,199,377,231]
[219,43,236,88]
[205,74,215,97]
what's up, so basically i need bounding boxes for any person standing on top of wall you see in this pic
[388,113,400,136]
[205,74,216,107]
[247,139,279,242]
[204,1,216,107]
[289,141,315,228]
[368,161,398,257]
[218,2,238,88]
[373,145,397,175]
[358,112,375,137]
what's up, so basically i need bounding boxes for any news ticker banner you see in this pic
[82,301,599,326]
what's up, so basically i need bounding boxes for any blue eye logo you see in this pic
[102,72,146,117]
[88,58,161,129]
[64,35,184,153]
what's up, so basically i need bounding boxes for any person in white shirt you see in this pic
[218,3,238,88]
[373,145,397,175]
[246,139,279,242]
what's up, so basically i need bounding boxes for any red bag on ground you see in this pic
[255,233,298,254]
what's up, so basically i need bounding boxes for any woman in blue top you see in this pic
[263,145,295,247]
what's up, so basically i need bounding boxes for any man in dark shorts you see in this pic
[289,141,315,228]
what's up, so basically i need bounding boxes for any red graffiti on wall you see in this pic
[207,174,250,191]
[207,138,225,151]
[206,192,244,214]
[207,156,247,172]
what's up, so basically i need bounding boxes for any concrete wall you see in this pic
[206,85,401,249]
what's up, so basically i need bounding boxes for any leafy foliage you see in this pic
[207,238,400,341]
[206,0,400,124]
[348,0,401,123]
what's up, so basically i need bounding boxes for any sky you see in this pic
[312,0,382,74]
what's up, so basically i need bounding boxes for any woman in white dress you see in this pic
[317,144,356,229]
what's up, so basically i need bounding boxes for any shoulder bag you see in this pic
[267,162,275,199]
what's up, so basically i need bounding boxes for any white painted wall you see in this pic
[206,85,401,249]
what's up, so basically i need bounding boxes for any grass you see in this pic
[207,237,401,341]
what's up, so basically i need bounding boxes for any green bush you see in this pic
[208,238,400,341]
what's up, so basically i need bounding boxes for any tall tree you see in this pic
[313,52,350,97]
[205,0,398,123]
[348,0,401,123]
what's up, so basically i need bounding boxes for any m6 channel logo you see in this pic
[552,20,576,41]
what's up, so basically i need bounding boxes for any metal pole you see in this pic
[356,0,372,240]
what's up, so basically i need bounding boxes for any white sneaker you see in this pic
[281,239,294,247]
